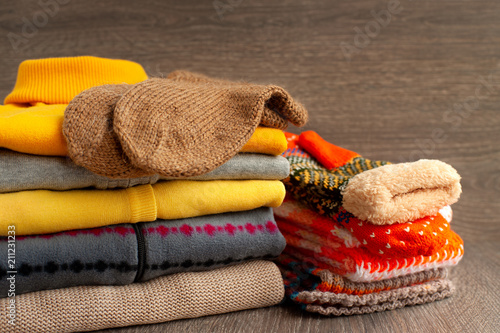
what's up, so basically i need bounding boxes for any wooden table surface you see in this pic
[1,0,499,332]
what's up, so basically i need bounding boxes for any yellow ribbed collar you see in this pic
[4,56,148,105]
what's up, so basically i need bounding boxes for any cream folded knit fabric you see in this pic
[342,159,462,225]
[0,260,284,333]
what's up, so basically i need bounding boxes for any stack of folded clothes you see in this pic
[274,131,464,315]
[0,56,309,332]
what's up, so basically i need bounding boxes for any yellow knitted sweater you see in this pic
[0,56,286,156]
[0,180,286,236]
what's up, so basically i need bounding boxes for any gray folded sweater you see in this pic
[0,207,285,297]
[0,150,290,192]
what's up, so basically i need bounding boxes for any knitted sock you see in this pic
[278,254,448,295]
[284,131,461,225]
[275,197,455,258]
[278,229,463,282]
[303,285,453,316]
[112,77,308,177]
[63,84,149,178]
[333,206,454,257]
[0,260,284,333]
[277,255,454,316]
[299,278,453,306]
[316,266,449,296]
[274,204,464,282]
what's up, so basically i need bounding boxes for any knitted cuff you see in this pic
[4,56,147,105]
[125,185,157,223]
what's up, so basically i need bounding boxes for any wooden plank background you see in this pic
[1,0,499,332]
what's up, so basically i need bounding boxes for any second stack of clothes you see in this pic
[275,131,463,316]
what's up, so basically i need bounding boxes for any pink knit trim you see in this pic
[10,226,135,241]
[4,221,280,241]
[144,221,279,237]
